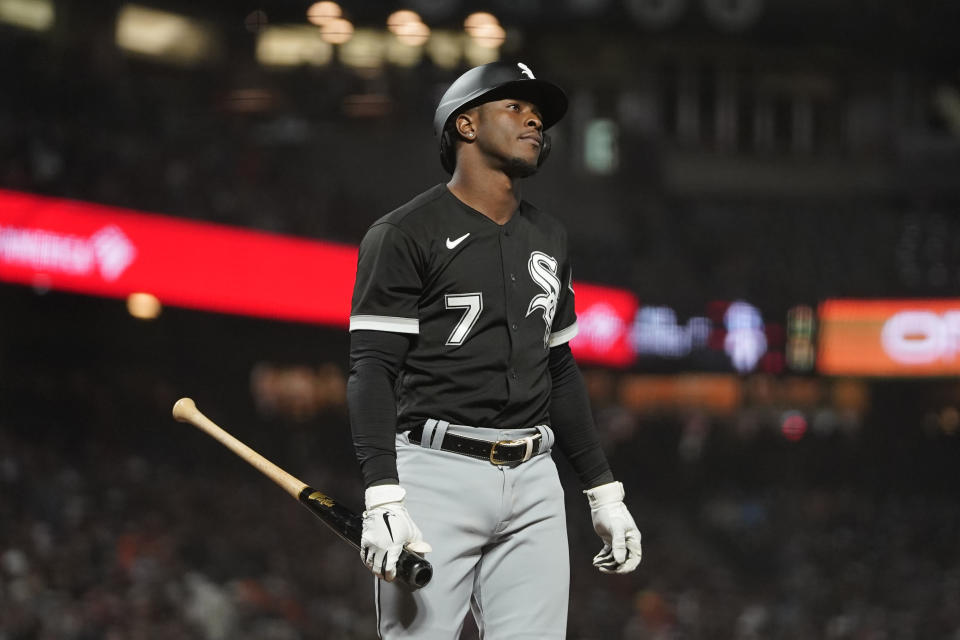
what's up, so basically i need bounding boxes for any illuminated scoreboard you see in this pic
[817,299,960,377]
[571,296,808,374]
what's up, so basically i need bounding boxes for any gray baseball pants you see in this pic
[375,425,569,639]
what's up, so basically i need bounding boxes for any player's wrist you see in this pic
[582,469,615,490]
[365,483,406,509]
[584,480,625,509]
[367,477,399,487]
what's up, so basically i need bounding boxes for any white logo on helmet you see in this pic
[517,62,535,79]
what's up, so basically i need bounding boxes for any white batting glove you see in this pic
[585,481,642,574]
[360,484,432,582]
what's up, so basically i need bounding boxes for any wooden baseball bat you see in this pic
[172,397,432,591]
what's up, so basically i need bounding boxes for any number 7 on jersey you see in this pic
[445,292,483,346]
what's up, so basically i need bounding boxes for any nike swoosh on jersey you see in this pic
[446,233,470,249]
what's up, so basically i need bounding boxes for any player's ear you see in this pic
[454,112,477,142]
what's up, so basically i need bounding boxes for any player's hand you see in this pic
[360,484,432,582]
[584,481,642,574]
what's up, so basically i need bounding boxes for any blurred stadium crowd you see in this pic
[2,366,959,640]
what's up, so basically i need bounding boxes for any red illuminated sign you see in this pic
[570,283,639,367]
[0,189,357,325]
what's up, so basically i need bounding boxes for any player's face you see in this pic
[475,99,544,177]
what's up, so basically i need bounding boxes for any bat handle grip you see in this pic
[396,548,433,590]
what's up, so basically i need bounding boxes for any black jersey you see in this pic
[350,184,578,431]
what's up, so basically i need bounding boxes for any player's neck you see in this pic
[446,167,521,225]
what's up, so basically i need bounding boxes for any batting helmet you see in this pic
[434,61,568,174]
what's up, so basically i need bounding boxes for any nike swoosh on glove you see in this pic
[584,481,642,574]
[360,484,432,582]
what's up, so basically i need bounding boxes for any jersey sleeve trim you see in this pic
[349,315,420,334]
[548,321,578,347]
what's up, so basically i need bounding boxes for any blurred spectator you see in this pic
[2,363,959,639]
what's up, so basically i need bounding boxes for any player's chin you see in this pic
[503,155,539,178]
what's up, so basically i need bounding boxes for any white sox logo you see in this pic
[526,251,560,348]
[517,62,535,79]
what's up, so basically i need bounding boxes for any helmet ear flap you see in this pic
[537,133,552,167]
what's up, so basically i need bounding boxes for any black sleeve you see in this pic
[548,343,614,489]
[347,329,413,488]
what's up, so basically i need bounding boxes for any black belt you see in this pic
[407,424,542,465]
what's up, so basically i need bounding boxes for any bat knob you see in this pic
[396,549,433,591]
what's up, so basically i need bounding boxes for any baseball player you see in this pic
[347,61,642,639]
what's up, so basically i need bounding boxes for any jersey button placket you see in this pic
[501,224,521,392]
[501,230,519,338]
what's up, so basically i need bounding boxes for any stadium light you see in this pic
[466,21,504,48]
[395,21,430,47]
[127,292,161,320]
[464,11,499,31]
[387,9,421,34]
[320,16,353,44]
[461,10,503,64]
[306,1,341,26]
[387,9,430,47]
[115,5,219,65]
[0,0,54,31]
[256,25,332,67]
